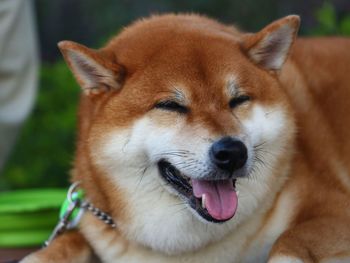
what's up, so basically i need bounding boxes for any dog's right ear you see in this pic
[241,15,300,71]
[58,41,124,95]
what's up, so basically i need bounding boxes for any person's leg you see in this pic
[0,0,39,172]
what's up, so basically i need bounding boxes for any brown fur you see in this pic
[22,14,350,263]
[269,38,350,261]
[22,231,92,263]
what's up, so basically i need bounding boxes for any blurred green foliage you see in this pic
[310,1,350,35]
[0,62,79,190]
[1,1,349,190]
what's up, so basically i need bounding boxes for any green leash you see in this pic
[44,182,116,247]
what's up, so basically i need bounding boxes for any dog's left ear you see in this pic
[242,15,300,71]
[58,41,125,95]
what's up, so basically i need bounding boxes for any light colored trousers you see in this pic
[0,0,38,173]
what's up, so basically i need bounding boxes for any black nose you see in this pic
[210,137,248,174]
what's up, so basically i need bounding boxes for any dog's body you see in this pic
[22,15,350,263]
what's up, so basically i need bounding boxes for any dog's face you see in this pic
[59,15,299,254]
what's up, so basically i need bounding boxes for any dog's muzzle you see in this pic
[157,137,248,223]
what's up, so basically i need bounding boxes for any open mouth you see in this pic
[158,160,238,223]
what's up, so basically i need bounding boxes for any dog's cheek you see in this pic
[90,126,135,171]
[242,104,289,147]
[240,103,295,179]
[139,115,199,164]
[232,104,295,221]
[90,116,168,170]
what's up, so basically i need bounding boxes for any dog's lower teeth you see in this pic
[201,194,206,209]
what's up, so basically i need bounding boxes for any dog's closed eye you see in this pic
[154,100,189,114]
[229,95,251,109]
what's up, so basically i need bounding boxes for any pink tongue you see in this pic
[192,179,238,221]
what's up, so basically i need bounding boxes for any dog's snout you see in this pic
[210,137,247,174]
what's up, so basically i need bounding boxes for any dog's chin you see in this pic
[157,160,238,224]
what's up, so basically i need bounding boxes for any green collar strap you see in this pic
[59,188,85,229]
[44,183,116,247]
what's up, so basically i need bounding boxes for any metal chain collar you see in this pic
[81,201,116,228]
[44,182,116,247]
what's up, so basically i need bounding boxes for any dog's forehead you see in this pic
[105,14,245,82]
[123,39,247,103]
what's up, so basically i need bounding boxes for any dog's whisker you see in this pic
[156,153,189,158]
[255,148,275,157]
[160,150,192,154]
[174,161,200,170]
[171,158,198,164]
[253,141,268,149]
[135,165,150,190]
[156,150,196,157]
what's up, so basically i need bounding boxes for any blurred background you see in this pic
[1,0,350,191]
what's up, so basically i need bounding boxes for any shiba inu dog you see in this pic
[22,14,350,263]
